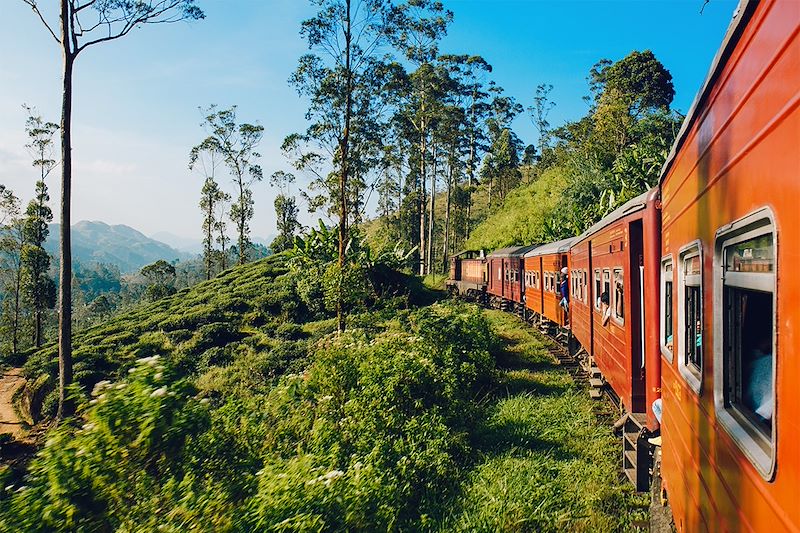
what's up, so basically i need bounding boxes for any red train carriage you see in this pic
[658,1,800,530]
[569,189,663,490]
[570,190,661,423]
[523,238,574,326]
[447,250,487,298]
[486,245,537,309]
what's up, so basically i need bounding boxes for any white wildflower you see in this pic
[319,395,333,402]
[153,373,163,381]
[115,383,126,390]
[150,386,168,398]
[199,398,210,405]
[91,380,111,397]
[137,355,161,366]
[323,470,344,485]
[82,423,95,432]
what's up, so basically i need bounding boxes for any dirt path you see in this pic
[0,368,26,438]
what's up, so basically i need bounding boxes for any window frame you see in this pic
[678,241,703,394]
[660,255,674,362]
[713,208,777,481]
[612,268,624,325]
[594,269,602,311]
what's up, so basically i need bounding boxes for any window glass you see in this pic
[603,270,610,301]
[685,255,701,276]
[685,285,702,369]
[663,261,673,351]
[723,232,774,437]
[613,269,624,321]
[726,234,774,273]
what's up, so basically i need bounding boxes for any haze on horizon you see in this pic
[0,0,738,241]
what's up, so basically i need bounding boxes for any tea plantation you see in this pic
[0,255,642,531]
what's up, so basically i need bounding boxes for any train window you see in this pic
[603,270,610,302]
[594,270,601,310]
[613,269,624,323]
[661,257,674,361]
[713,210,776,479]
[678,243,703,393]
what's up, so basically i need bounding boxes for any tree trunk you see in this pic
[12,249,21,355]
[465,100,476,240]
[443,159,452,273]
[418,114,427,276]
[337,0,353,334]
[57,0,74,420]
[426,143,436,274]
[205,202,213,280]
[237,176,246,265]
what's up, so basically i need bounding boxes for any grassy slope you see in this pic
[20,255,310,418]
[437,309,648,532]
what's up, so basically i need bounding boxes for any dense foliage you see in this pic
[467,50,682,249]
[2,292,498,531]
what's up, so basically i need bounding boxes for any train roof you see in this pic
[573,189,652,244]
[451,249,485,259]
[524,237,576,258]
[658,0,756,184]
[486,244,539,258]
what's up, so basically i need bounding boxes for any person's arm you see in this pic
[602,305,611,326]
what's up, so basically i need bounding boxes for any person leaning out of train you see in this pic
[598,291,611,326]
[559,267,569,312]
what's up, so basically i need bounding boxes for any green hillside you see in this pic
[2,253,641,532]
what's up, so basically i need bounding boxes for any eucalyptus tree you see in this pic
[439,54,491,239]
[190,130,230,280]
[20,0,204,419]
[196,106,263,266]
[21,108,58,347]
[528,83,556,161]
[269,171,300,253]
[0,188,26,356]
[287,0,395,332]
[388,0,452,275]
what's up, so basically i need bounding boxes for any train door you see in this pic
[629,220,645,412]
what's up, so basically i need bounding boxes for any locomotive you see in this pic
[447,1,799,530]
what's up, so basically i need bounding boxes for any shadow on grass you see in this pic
[474,416,577,463]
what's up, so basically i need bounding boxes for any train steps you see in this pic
[622,413,652,492]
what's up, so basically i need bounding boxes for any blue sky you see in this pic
[0,0,739,242]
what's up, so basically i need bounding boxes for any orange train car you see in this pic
[486,245,537,307]
[447,250,486,298]
[570,190,662,427]
[523,238,573,326]
[658,1,800,531]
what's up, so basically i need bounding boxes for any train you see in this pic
[446,1,799,531]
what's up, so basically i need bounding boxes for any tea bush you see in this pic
[1,302,498,531]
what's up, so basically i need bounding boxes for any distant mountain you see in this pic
[150,231,277,255]
[150,231,204,255]
[45,221,192,273]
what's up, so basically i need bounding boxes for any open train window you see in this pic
[582,270,588,303]
[713,209,776,480]
[661,257,674,362]
[594,270,601,310]
[612,269,624,323]
[678,243,703,393]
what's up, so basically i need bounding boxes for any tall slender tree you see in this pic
[21,0,204,420]
[196,106,263,266]
[21,108,58,347]
[288,0,394,332]
[0,188,25,356]
[389,1,453,275]
[269,171,300,253]
[190,132,229,280]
